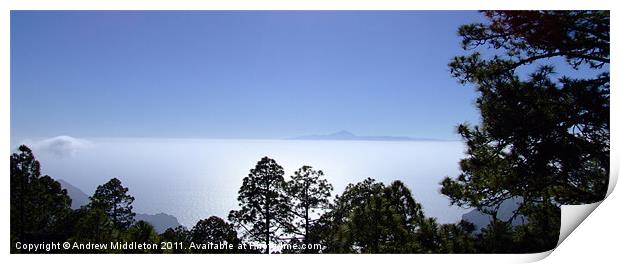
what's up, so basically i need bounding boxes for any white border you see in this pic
[1,1,616,263]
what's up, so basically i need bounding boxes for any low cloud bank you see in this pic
[21,136,92,158]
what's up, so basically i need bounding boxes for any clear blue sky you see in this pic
[11,11,485,140]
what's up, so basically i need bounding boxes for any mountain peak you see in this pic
[329,130,355,138]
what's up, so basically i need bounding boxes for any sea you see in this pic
[12,137,470,227]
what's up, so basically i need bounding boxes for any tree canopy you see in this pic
[10,145,72,249]
[441,10,609,252]
[190,216,242,253]
[286,166,333,248]
[89,178,136,230]
[315,179,431,253]
[228,157,292,253]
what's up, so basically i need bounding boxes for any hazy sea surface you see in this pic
[13,138,470,227]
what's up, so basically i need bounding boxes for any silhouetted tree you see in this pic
[89,178,136,230]
[346,194,414,253]
[414,217,441,253]
[280,237,306,253]
[475,220,515,253]
[512,202,561,252]
[317,178,428,253]
[441,11,609,252]
[437,220,476,253]
[316,178,384,253]
[71,207,116,245]
[285,166,333,250]
[161,226,191,253]
[228,157,292,253]
[383,180,426,235]
[190,216,241,253]
[10,145,72,248]
[127,220,159,253]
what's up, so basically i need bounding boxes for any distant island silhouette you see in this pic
[290,130,447,142]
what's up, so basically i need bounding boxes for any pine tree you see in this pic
[10,145,72,245]
[228,157,292,253]
[190,216,241,253]
[318,178,426,253]
[286,166,333,249]
[89,178,136,230]
[441,11,609,252]
[127,220,159,253]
